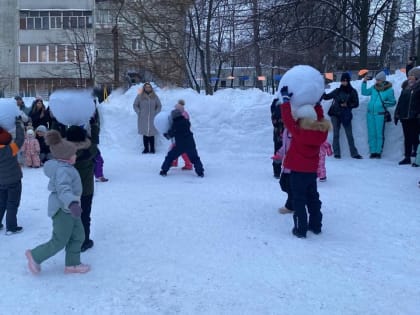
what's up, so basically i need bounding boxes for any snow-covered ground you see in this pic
[1,72,419,315]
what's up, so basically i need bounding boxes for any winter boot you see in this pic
[64,264,91,274]
[25,250,41,274]
[149,136,155,153]
[398,157,411,165]
[278,207,293,214]
[142,136,150,154]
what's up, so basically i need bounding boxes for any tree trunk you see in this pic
[251,0,263,91]
[358,0,370,68]
[379,0,400,68]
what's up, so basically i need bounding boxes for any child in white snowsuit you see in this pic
[25,130,90,275]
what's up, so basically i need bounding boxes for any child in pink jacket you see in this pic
[22,129,41,168]
[318,140,333,181]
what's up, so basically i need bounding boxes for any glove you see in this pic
[280,86,293,102]
[394,117,398,125]
[69,202,83,218]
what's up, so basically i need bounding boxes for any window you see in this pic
[19,44,90,63]
[39,45,47,62]
[131,39,143,51]
[20,10,92,30]
[50,16,62,29]
[29,46,37,62]
[20,45,29,62]
[49,45,56,62]
[42,16,49,29]
[57,46,66,62]
[75,45,86,63]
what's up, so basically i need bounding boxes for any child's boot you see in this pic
[25,250,41,274]
[64,264,91,274]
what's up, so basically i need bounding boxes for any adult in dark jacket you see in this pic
[270,98,283,178]
[394,67,420,165]
[65,122,99,252]
[160,109,204,177]
[29,98,51,129]
[0,118,24,234]
[322,73,362,159]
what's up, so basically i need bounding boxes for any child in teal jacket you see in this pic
[361,71,396,158]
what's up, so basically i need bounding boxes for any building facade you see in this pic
[0,0,186,98]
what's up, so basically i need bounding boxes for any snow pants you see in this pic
[367,112,386,154]
[290,171,322,236]
[31,209,85,266]
[0,181,21,230]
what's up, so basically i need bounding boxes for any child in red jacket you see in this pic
[280,86,331,238]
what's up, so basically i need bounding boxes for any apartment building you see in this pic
[0,0,94,98]
[0,0,187,98]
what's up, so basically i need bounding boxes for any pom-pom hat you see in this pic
[45,130,77,160]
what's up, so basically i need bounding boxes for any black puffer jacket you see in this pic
[323,85,359,117]
[395,80,420,120]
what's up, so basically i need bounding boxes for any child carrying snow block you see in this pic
[25,130,90,275]
[280,86,331,238]
[170,100,193,170]
[160,109,204,177]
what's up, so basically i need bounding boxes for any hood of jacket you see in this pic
[43,159,73,179]
[374,81,393,92]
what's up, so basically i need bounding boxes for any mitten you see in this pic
[280,86,293,103]
[69,202,83,218]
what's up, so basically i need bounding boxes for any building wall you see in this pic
[0,0,19,97]
[18,0,92,10]
[16,0,95,96]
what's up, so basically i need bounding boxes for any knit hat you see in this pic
[294,105,317,121]
[66,125,87,142]
[375,71,386,81]
[45,130,76,160]
[26,129,34,136]
[0,127,12,145]
[14,95,22,101]
[35,125,48,133]
[340,72,351,82]
[408,67,420,79]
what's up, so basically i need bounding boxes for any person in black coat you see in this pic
[270,98,283,178]
[160,109,204,177]
[29,98,51,129]
[322,72,362,159]
[394,67,420,165]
